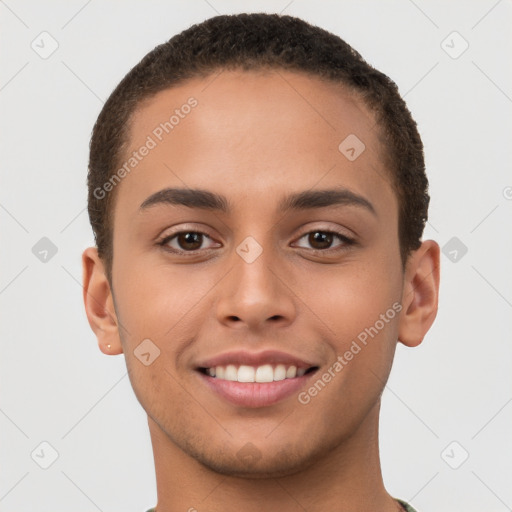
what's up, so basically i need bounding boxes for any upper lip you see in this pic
[196,349,319,370]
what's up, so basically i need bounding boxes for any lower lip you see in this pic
[196,370,318,408]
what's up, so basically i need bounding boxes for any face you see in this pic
[108,69,406,476]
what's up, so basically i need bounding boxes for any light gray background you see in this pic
[1,1,511,511]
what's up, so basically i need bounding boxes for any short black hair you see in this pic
[88,12,429,284]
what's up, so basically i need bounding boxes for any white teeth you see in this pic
[204,363,312,382]
[238,365,255,382]
[254,364,273,383]
[286,365,297,378]
[225,364,238,381]
[273,364,287,381]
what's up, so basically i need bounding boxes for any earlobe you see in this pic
[398,240,440,348]
[82,247,123,355]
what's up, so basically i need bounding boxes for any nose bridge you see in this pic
[215,233,296,328]
[233,234,280,303]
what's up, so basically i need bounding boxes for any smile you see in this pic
[199,364,318,383]
[196,365,319,408]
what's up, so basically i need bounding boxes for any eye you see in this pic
[158,231,218,253]
[294,230,354,252]
[157,228,355,255]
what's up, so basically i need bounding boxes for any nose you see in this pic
[215,241,297,332]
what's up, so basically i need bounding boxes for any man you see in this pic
[82,13,439,512]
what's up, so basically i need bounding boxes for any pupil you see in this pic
[176,232,334,251]
[310,231,332,249]
[179,232,202,250]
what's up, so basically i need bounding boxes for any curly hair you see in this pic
[88,13,429,283]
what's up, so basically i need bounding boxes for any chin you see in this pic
[188,439,326,479]
[199,454,311,479]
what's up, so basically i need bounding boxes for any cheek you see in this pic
[305,271,400,420]
[308,262,402,399]
[112,257,219,368]
[311,264,399,338]
[113,253,184,331]
[112,266,201,416]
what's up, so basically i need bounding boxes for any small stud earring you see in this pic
[107,344,111,350]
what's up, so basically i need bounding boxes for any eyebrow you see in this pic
[139,187,376,216]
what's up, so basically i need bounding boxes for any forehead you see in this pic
[130,69,380,155]
[117,69,395,218]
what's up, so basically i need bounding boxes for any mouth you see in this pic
[195,364,320,408]
[197,364,319,383]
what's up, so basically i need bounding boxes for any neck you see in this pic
[148,400,400,512]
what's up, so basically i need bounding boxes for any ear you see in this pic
[398,240,440,347]
[82,247,123,355]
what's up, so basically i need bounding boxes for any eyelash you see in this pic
[157,229,355,255]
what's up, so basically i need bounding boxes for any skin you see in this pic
[82,69,440,512]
